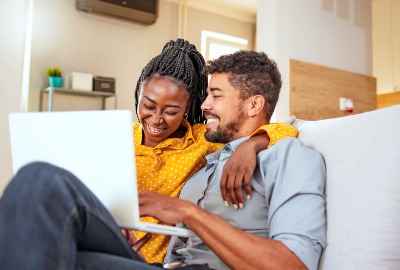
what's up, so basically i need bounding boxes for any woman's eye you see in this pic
[143,104,154,110]
[165,112,178,116]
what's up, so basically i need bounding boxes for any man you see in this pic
[141,51,326,270]
[0,51,325,270]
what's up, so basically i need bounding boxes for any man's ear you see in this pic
[247,95,265,117]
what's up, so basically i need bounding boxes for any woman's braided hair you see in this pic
[134,39,208,125]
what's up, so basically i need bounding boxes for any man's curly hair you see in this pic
[204,50,281,121]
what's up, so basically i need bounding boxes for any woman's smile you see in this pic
[146,122,167,134]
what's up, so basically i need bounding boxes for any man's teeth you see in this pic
[207,118,218,124]
[148,125,164,133]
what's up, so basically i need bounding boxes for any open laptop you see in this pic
[9,110,194,238]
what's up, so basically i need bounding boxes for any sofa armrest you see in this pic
[295,105,400,270]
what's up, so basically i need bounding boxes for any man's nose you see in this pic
[200,95,211,111]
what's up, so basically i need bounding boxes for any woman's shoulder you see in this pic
[191,123,207,138]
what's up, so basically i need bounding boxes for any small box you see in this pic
[93,76,115,93]
[65,72,93,91]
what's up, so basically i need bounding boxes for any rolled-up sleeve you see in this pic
[267,139,326,270]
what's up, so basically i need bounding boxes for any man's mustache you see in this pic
[203,112,220,120]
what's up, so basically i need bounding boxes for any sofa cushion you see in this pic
[293,105,400,270]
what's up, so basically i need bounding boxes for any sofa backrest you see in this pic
[292,105,400,270]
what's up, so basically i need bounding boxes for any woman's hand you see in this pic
[121,228,152,258]
[220,133,270,208]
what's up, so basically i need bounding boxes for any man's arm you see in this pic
[139,190,306,270]
[140,139,326,270]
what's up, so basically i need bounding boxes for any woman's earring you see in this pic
[184,113,188,119]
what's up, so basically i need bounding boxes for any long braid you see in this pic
[134,39,207,125]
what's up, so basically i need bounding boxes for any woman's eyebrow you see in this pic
[143,96,182,109]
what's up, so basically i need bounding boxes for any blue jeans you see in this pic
[0,162,208,270]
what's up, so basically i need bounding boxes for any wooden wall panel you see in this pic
[377,92,400,108]
[290,59,377,120]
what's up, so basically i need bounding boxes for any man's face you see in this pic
[201,73,245,144]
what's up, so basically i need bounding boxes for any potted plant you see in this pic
[47,67,63,88]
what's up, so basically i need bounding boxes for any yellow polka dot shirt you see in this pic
[132,119,298,263]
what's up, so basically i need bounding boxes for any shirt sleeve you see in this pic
[264,139,326,270]
[250,123,299,146]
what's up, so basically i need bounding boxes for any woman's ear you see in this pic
[184,100,192,118]
[247,95,265,117]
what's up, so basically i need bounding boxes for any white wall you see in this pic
[28,0,255,121]
[28,0,179,118]
[0,0,28,195]
[258,0,373,121]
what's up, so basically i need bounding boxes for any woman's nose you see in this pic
[151,113,164,125]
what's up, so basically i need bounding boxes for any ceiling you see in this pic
[214,0,257,14]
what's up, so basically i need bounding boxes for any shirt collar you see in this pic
[205,136,249,167]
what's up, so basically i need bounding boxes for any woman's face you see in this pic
[137,76,190,147]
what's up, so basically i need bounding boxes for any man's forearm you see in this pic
[183,205,306,270]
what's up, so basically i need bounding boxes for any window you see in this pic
[201,30,249,62]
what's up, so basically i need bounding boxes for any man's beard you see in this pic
[205,110,244,144]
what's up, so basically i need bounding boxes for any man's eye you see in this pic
[213,95,221,99]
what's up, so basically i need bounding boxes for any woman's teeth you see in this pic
[148,124,165,133]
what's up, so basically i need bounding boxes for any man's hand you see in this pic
[139,190,194,225]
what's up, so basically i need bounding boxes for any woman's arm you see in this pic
[221,123,298,208]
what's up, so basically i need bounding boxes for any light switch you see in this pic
[339,97,353,112]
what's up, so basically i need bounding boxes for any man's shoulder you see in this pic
[260,137,323,162]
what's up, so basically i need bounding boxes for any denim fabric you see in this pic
[0,162,143,269]
[0,163,208,270]
[0,162,209,270]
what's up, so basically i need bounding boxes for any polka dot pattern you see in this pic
[131,120,298,263]
[251,123,299,146]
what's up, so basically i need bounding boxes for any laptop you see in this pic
[9,110,194,238]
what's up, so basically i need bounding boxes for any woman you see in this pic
[131,39,297,263]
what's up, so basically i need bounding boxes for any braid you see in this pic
[134,39,207,125]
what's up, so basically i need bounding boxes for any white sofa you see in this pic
[291,105,400,270]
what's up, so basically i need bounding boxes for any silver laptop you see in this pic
[9,110,194,238]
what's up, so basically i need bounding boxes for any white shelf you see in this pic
[40,87,116,111]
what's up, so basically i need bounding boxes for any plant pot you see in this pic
[49,76,63,88]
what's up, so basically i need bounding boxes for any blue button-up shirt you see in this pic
[165,137,326,270]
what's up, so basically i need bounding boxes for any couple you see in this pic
[0,40,326,270]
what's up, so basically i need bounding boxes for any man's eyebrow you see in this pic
[143,96,182,109]
[208,87,223,93]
